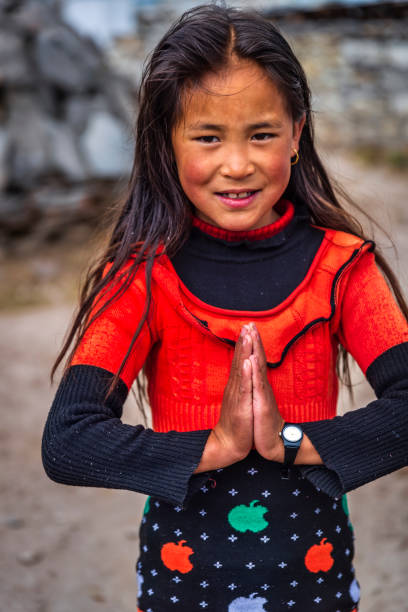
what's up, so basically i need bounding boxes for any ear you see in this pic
[292,113,306,150]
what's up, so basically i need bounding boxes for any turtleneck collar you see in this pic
[191,199,294,243]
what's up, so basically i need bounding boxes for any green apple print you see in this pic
[143,496,151,515]
[341,494,354,532]
[228,500,269,533]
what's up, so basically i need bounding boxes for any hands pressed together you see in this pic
[196,323,288,473]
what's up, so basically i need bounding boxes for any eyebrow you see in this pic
[187,121,283,131]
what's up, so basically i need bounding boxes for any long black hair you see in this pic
[52,4,407,394]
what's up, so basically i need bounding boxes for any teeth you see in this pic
[221,191,253,199]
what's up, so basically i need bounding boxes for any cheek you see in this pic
[178,157,211,189]
[263,155,291,182]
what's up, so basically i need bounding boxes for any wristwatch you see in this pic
[279,422,303,479]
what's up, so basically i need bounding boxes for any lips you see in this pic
[215,189,260,208]
[217,190,258,199]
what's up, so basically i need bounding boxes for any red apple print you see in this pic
[160,540,194,573]
[304,538,334,573]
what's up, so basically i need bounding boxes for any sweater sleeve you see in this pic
[299,252,408,498]
[42,265,211,506]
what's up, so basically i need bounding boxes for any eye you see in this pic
[195,135,220,143]
[251,132,276,141]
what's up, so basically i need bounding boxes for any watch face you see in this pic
[284,425,302,443]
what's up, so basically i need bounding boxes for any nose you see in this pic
[220,145,255,180]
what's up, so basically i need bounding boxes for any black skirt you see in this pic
[137,451,360,612]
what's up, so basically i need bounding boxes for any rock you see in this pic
[341,39,384,67]
[7,93,50,188]
[0,194,38,234]
[0,127,8,190]
[13,0,60,35]
[390,93,408,116]
[34,25,103,93]
[46,119,87,181]
[387,42,408,70]
[65,94,107,135]
[0,27,32,87]
[30,184,91,215]
[80,110,132,177]
[17,549,45,566]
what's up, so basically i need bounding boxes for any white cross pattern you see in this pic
[287,601,296,607]
[247,467,258,476]
[261,490,271,497]
[152,523,159,531]
[260,535,270,543]
[200,580,209,588]
[170,595,179,603]
[200,532,209,541]
[246,561,255,569]
[292,489,300,496]
[200,486,209,493]
[154,501,160,507]
[199,509,207,516]
[290,580,298,587]
[228,534,238,542]
[290,512,298,519]
[290,533,299,541]
[213,561,222,568]
[229,488,239,496]
[261,584,270,591]
[172,576,182,583]
[278,561,287,568]
[151,569,158,576]
[314,596,322,603]
[147,589,154,596]
[335,525,342,533]
[316,529,323,537]
[199,602,208,608]
[228,583,237,590]
[316,577,324,584]
[336,592,342,598]
[314,508,321,514]
[174,529,182,536]
[174,506,182,512]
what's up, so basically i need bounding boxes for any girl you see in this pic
[42,5,408,611]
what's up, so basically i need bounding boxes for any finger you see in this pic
[249,323,268,378]
[250,353,265,400]
[231,326,252,371]
[239,357,253,398]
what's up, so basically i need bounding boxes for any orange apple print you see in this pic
[161,539,194,573]
[304,538,334,573]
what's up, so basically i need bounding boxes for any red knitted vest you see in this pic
[72,226,384,432]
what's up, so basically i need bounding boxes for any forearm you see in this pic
[42,365,211,505]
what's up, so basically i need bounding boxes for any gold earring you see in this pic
[291,149,299,166]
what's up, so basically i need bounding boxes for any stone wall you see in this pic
[270,2,408,157]
[0,0,136,247]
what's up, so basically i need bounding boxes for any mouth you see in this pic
[215,189,260,208]
[216,190,259,200]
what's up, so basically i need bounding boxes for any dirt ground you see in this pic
[1,153,407,611]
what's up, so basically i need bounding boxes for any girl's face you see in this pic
[171,58,305,231]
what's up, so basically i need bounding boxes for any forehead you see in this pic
[178,60,289,128]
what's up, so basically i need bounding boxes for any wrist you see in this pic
[194,429,247,473]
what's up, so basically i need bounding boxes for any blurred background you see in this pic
[0,0,407,610]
